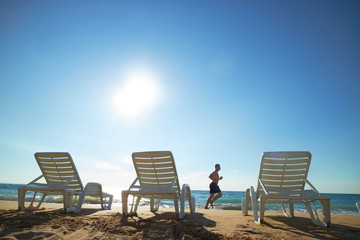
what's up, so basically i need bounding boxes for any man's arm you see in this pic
[209,171,218,181]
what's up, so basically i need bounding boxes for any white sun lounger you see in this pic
[18,152,113,213]
[122,151,195,219]
[242,151,331,227]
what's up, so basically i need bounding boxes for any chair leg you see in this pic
[320,198,331,227]
[242,188,250,215]
[304,201,329,227]
[103,194,113,210]
[190,196,195,213]
[18,188,47,211]
[304,201,314,219]
[74,193,85,213]
[150,198,155,212]
[289,203,294,217]
[100,193,104,209]
[65,191,76,213]
[18,188,27,210]
[173,194,180,219]
[150,198,160,212]
[34,193,47,210]
[134,196,141,214]
[250,186,260,224]
[180,188,186,218]
[180,196,185,219]
[281,202,294,218]
[101,193,113,210]
[154,199,160,211]
[258,197,265,224]
[30,191,37,207]
[281,203,288,217]
[121,191,129,216]
[180,184,195,215]
[63,191,68,213]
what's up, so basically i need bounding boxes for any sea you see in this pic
[1,183,359,215]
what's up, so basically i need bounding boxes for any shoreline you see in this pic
[2,185,359,215]
[1,199,359,215]
[1,201,360,239]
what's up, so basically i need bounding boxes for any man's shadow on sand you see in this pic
[121,212,222,239]
[264,215,360,239]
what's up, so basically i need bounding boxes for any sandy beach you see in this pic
[0,201,359,239]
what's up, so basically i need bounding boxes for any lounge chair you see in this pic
[242,151,331,227]
[122,151,195,219]
[18,152,113,213]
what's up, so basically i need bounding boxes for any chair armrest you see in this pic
[258,178,269,195]
[128,177,139,190]
[305,179,320,195]
[170,177,178,190]
[26,175,44,186]
[61,175,78,187]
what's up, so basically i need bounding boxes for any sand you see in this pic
[0,201,360,239]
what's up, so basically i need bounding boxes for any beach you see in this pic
[1,201,359,239]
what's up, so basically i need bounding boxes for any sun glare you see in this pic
[112,69,161,118]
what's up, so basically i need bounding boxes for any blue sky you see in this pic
[1,1,359,198]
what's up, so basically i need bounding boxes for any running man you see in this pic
[205,164,223,209]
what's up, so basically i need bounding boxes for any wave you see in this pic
[0,194,107,205]
[1,195,358,215]
[1,185,359,215]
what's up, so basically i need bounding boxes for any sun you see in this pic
[112,69,161,118]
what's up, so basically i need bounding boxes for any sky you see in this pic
[1,0,359,199]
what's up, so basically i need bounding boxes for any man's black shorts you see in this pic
[209,182,221,194]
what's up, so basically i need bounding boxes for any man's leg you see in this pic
[210,192,222,206]
[205,193,215,209]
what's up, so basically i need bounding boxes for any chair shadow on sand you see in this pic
[0,208,105,239]
[121,211,222,239]
[264,215,360,239]
[1,208,222,239]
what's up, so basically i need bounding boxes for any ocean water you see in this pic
[1,183,359,215]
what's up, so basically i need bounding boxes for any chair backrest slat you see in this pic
[132,151,180,194]
[257,151,311,198]
[35,152,84,192]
